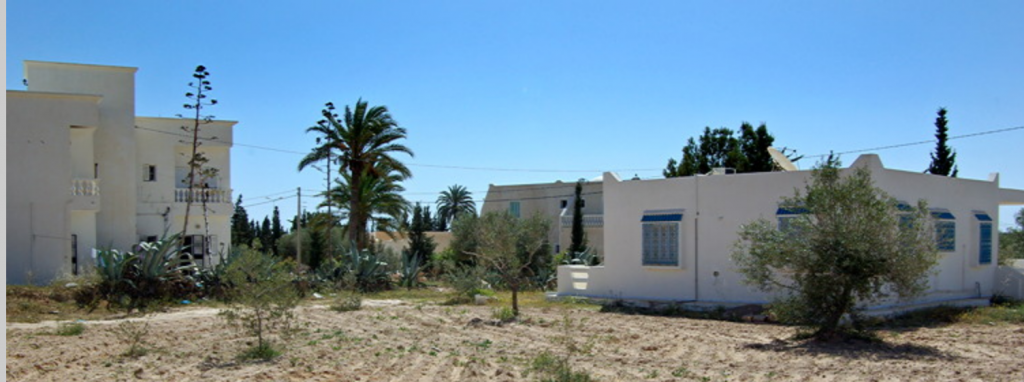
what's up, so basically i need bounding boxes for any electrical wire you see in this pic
[804,125,1024,159]
[138,123,1023,174]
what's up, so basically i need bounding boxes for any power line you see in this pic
[804,125,1024,159]
[138,122,1023,175]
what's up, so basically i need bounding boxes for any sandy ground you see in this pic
[7,300,1024,382]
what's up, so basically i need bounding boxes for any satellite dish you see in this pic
[768,147,798,172]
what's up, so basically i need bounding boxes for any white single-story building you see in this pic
[544,154,1024,311]
[6,60,238,285]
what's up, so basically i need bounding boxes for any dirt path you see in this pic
[7,302,1024,381]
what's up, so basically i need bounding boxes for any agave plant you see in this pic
[398,250,423,290]
[339,244,391,292]
[134,233,194,281]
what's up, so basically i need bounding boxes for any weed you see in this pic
[671,366,692,378]
[111,320,151,358]
[330,293,362,312]
[238,342,281,361]
[492,306,516,322]
[55,321,85,336]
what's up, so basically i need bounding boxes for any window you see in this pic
[641,210,683,267]
[143,165,157,182]
[776,206,808,234]
[560,200,568,209]
[94,163,99,178]
[932,209,956,252]
[975,212,993,265]
[509,201,521,218]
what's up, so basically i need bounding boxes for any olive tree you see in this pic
[458,212,550,317]
[732,159,938,340]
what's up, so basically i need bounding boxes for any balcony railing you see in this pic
[71,178,100,196]
[175,188,231,204]
[560,214,603,228]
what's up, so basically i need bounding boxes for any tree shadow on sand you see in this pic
[743,337,955,361]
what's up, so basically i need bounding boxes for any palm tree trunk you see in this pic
[350,164,363,249]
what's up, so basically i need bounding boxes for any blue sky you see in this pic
[7,1,1024,230]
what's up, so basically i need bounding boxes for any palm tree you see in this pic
[299,99,413,249]
[323,165,410,241]
[436,184,476,229]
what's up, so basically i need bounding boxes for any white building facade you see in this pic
[481,179,605,257]
[6,61,237,285]
[550,154,1024,311]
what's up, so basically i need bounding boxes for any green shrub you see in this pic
[331,293,363,312]
[444,264,488,303]
[87,234,200,312]
[492,306,516,321]
[219,248,300,360]
[528,351,594,382]
[55,321,85,336]
[398,250,424,290]
[239,342,281,361]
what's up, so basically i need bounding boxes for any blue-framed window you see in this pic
[975,212,993,265]
[509,201,521,218]
[932,209,956,252]
[776,206,808,233]
[641,210,683,266]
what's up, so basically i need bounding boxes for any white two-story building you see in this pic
[7,60,237,285]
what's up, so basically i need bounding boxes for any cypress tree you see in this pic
[231,195,253,247]
[569,181,588,255]
[926,108,958,177]
[270,206,284,255]
[406,203,437,264]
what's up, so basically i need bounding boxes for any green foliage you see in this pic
[299,99,414,250]
[569,181,587,255]
[491,306,516,321]
[457,212,550,316]
[527,314,596,382]
[111,320,151,358]
[398,250,424,290]
[239,342,281,361]
[444,264,490,303]
[330,293,363,312]
[999,208,1024,265]
[664,122,787,177]
[334,244,393,292]
[926,107,958,177]
[87,234,198,312]
[732,159,939,340]
[196,247,243,300]
[219,248,300,359]
[406,203,437,266]
[55,321,85,336]
[437,184,476,229]
[325,164,410,244]
[231,194,254,247]
[449,214,481,265]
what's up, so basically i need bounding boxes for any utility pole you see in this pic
[296,187,302,266]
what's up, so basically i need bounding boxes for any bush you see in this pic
[331,293,363,312]
[492,306,516,321]
[444,264,489,303]
[219,248,300,360]
[55,321,85,336]
[86,234,200,312]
